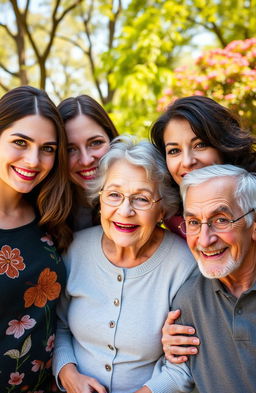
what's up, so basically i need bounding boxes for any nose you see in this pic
[197,224,218,249]
[24,147,40,167]
[117,197,135,217]
[79,147,95,166]
[181,149,196,168]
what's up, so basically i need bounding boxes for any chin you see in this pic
[197,257,242,279]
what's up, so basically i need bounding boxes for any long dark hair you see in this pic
[0,85,73,252]
[151,96,256,172]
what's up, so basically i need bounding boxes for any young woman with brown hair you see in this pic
[0,85,72,392]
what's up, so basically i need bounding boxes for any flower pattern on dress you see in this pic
[0,245,25,278]
[6,315,36,339]
[1,225,65,392]
[8,371,25,385]
[40,234,54,247]
[24,268,61,308]
[31,360,44,372]
[45,334,55,352]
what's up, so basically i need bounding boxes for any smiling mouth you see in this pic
[13,166,39,180]
[113,222,139,232]
[77,167,97,180]
[200,248,227,257]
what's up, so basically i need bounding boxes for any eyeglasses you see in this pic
[179,209,255,235]
[99,190,162,210]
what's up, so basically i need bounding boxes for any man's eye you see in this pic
[214,217,230,224]
[187,219,200,227]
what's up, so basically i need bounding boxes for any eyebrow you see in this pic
[165,136,200,147]
[11,133,57,145]
[105,184,154,194]
[184,205,233,218]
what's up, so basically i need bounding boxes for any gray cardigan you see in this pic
[53,226,197,393]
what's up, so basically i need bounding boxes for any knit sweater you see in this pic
[53,225,197,393]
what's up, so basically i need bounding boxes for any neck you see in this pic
[102,227,164,268]
[0,184,34,229]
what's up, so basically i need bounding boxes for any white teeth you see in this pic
[202,249,224,256]
[80,169,96,177]
[14,168,36,177]
[116,223,136,228]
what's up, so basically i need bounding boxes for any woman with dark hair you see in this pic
[0,85,72,392]
[58,95,118,230]
[150,95,256,366]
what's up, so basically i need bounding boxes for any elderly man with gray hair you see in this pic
[159,164,256,393]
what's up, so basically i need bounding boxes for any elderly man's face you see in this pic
[184,177,256,279]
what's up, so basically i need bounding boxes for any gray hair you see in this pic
[180,164,256,226]
[87,135,179,219]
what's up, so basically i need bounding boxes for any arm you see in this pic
[162,310,200,364]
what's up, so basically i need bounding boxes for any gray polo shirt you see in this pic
[165,274,256,393]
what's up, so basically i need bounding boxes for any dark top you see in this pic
[170,274,256,393]
[0,219,66,392]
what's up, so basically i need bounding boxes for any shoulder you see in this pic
[172,274,208,309]
[63,226,102,268]
[163,230,195,262]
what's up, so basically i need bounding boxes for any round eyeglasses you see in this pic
[179,209,255,235]
[99,190,162,211]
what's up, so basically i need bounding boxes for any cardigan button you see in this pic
[109,320,115,328]
[105,364,112,371]
[117,274,122,282]
[114,298,120,306]
[108,344,114,351]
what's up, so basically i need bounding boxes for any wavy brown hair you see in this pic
[151,96,256,173]
[0,86,73,252]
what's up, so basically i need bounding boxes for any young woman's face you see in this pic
[0,115,57,195]
[163,118,223,185]
[65,114,110,189]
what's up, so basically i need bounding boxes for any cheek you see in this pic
[166,156,177,175]
[68,155,77,170]
[95,145,110,160]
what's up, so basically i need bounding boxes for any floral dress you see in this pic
[0,219,66,393]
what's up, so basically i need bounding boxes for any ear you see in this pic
[251,220,256,241]
[157,208,165,224]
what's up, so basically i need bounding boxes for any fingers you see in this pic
[165,309,181,325]
[89,377,108,393]
[165,353,189,364]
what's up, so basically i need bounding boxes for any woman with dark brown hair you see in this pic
[150,95,256,366]
[0,85,72,392]
[58,95,118,231]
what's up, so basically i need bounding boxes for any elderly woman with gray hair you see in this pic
[52,136,197,393]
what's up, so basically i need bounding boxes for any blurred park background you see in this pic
[0,0,255,137]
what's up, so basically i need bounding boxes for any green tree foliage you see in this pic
[158,38,256,134]
[0,0,255,136]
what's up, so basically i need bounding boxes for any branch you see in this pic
[0,62,19,78]
[0,22,15,39]
[0,80,10,92]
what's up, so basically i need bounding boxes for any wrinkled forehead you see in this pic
[184,177,238,217]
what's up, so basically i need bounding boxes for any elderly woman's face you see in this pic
[100,159,163,250]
